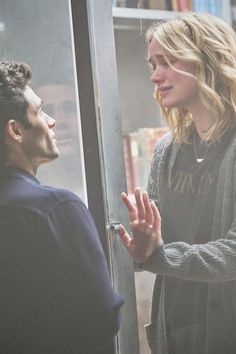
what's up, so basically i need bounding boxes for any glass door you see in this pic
[70,1,139,353]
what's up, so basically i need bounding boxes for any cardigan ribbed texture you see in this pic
[144,132,236,354]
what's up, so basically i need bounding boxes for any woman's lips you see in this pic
[158,86,172,96]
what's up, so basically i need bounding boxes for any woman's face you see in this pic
[148,38,199,111]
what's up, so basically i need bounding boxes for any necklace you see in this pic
[193,132,211,163]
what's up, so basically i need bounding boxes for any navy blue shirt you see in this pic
[0,166,124,354]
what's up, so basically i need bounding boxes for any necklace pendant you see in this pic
[196,158,204,163]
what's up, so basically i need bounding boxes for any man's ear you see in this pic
[5,119,24,143]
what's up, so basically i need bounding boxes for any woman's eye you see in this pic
[162,61,169,66]
[148,63,154,72]
[168,58,178,65]
[148,63,156,72]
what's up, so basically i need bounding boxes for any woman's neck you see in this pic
[191,107,215,140]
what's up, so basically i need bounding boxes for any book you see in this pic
[123,135,135,194]
[126,0,138,7]
[125,0,149,8]
[193,0,222,16]
[178,0,192,11]
[193,0,208,12]
[148,0,169,10]
[171,0,179,11]
[123,127,169,193]
[116,0,127,7]
[208,0,222,17]
[123,133,141,193]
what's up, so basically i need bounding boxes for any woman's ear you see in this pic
[5,119,24,143]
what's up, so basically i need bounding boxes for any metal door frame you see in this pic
[70,1,139,353]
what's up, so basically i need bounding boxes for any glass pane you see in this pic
[113,14,163,354]
[0,0,86,201]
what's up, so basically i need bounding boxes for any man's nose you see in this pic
[45,114,56,128]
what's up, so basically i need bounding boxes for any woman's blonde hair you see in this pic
[146,12,236,142]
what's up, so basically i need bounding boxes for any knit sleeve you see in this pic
[142,221,236,282]
[147,133,171,201]
[144,134,236,282]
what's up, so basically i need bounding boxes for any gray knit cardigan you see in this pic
[142,132,236,354]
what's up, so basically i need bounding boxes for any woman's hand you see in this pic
[118,188,162,264]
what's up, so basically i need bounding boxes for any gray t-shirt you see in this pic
[160,128,235,354]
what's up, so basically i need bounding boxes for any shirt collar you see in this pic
[0,166,41,185]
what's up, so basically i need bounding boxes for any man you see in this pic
[0,60,123,354]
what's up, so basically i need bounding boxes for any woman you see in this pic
[118,12,236,354]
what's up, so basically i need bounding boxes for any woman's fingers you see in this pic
[151,201,161,230]
[121,189,157,226]
[121,192,137,222]
[118,224,132,248]
[142,191,154,226]
[121,190,161,236]
[118,192,163,263]
[134,188,146,221]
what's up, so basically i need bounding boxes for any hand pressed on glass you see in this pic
[118,188,162,264]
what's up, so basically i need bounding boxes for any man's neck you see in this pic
[4,159,37,176]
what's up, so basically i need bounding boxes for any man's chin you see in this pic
[53,150,60,159]
[46,150,60,162]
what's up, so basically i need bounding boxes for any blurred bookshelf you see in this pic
[113,0,231,23]
[231,0,236,30]
[123,127,169,193]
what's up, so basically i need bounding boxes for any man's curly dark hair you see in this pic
[0,61,32,128]
[0,60,33,163]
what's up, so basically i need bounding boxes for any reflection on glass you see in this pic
[0,0,86,201]
[36,84,86,199]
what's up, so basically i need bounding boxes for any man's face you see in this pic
[21,86,60,172]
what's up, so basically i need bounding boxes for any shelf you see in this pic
[112,7,179,31]
[112,7,178,20]
[112,3,232,29]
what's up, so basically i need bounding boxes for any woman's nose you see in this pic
[150,66,164,84]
